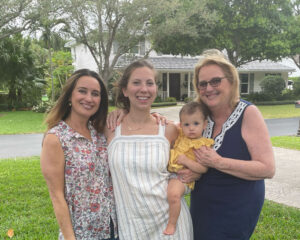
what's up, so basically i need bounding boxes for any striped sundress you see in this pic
[108,124,193,240]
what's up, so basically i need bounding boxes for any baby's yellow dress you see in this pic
[168,129,214,190]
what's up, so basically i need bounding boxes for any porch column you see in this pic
[167,72,170,98]
[188,72,191,97]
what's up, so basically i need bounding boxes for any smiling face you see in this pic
[197,64,232,110]
[122,66,157,111]
[70,76,101,120]
[180,110,207,139]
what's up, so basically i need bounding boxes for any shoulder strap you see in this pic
[115,124,121,137]
[158,123,165,136]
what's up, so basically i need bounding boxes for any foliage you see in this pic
[0,34,46,109]
[155,0,293,66]
[243,92,273,103]
[151,102,177,107]
[287,1,300,69]
[150,0,216,56]
[184,97,194,103]
[154,95,163,103]
[208,0,293,66]
[165,97,177,102]
[32,101,54,113]
[58,0,215,85]
[292,77,300,97]
[0,0,38,40]
[45,51,74,100]
[260,75,286,99]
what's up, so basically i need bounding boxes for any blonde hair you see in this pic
[44,69,108,133]
[193,50,240,109]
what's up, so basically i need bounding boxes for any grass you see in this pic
[0,105,299,239]
[0,157,58,239]
[0,157,299,239]
[0,107,116,134]
[0,104,299,134]
[271,136,300,151]
[0,111,46,134]
[257,104,300,119]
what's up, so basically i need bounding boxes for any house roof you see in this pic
[115,56,295,73]
[238,60,295,72]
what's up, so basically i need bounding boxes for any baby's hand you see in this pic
[177,154,186,166]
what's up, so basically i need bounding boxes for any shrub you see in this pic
[32,101,53,113]
[165,97,177,102]
[184,97,194,103]
[154,95,162,103]
[245,92,272,103]
[260,76,285,99]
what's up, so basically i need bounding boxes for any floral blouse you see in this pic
[48,121,117,240]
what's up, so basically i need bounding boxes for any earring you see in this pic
[68,102,72,107]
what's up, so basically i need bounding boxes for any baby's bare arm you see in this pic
[177,154,208,174]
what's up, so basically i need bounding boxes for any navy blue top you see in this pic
[191,99,265,240]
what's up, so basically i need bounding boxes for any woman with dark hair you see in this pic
[41,69,117,240]
[105,59,193,239]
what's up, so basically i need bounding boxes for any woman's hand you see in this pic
[151,112,168,125]
[106,109,127,131]
[177,168,201,183]
[194,146,222,169]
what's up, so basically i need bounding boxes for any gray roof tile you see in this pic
[115,56,295,72]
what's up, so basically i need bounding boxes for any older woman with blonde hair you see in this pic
[178,50,275,240]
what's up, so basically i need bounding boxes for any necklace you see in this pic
[125,114,152,131]
[127,125,143,131]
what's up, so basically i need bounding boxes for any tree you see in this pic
[0,0,37,40]
[151,0,217,56]
[287,0,300,69]
[0,34,42,107]
[60,0,213,85]
[45,51,74,100]
[205,0,293,66]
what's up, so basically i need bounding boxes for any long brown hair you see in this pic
[45,69,108,133]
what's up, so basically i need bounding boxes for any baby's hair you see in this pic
[179,101,209,121]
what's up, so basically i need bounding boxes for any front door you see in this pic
[169,73,181,100]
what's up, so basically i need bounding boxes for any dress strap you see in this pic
[115,124,121,137]
[158,123,165,136]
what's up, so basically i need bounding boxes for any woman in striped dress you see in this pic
[105,60,193,240]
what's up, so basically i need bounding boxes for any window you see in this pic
[265,73,281,77]
[239,73,249,94]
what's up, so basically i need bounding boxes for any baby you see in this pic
[164,101,214,235]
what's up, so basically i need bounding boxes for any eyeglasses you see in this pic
[197,77,226,90]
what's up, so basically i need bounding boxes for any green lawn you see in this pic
[0,111,46,134]
[0,157,58,239]
[257,104,300,119]
[271,136,300,151]
[0,157,299,239]
[1,104,299,134]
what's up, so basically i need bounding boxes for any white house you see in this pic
[65,41,296,100]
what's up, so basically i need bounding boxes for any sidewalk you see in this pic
[155,105,300,209]
[266,147,300,208]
